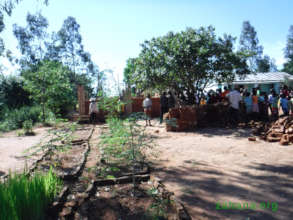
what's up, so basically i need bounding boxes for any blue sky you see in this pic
[1,0,292,83]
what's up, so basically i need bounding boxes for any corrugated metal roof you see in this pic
[233,72,293,84]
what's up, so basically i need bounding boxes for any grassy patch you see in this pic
[0,168,62,220]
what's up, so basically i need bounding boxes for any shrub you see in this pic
[0,105,55,132]
[0,167,62,220]
[22,119,33,135]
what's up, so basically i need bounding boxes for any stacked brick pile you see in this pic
[165,106,197,132]
[263,116,293,145]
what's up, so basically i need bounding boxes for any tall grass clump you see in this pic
[0,167,62,220]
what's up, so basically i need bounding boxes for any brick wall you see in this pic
[131,97,161,118]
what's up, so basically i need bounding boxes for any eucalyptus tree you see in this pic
[126,26,249,104]
[283,25,293,74]
[257,55,278,72]
[239,21,263,72]
[13,12,49,67]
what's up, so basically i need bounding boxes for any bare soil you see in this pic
[145,119,293,220]
[0,126,50,176]
[2,120,293,219]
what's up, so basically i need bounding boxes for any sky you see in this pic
[1,0,293,84]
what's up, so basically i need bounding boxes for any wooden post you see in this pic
[77,85,85,115]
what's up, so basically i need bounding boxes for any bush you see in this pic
[0,105,55,132]
[0,168,62,220]
[22,119,33,135]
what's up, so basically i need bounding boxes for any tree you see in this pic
[13,12,49,67]
[256,55,278,72]
[283,25,293,74]
[22,60,75,121]
[0,74,31,109]
[0,0,48,58]
[55,16,98,97]
[126,26,249,104]
[239,21,263,72]
[123,58,137,88]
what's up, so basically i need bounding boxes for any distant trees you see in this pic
[12,12,102,115]
[125,26,249,104]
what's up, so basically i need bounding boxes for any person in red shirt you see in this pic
[221,86,230,101]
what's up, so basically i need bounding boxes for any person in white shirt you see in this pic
[226,87,242,126]
[143,94,152,126]
[89,98,99,124]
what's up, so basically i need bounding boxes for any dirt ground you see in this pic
[0,127,50,176]
[145,119,293,220]
[2,120,293,219]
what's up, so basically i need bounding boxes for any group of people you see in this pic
[225,85,293,125]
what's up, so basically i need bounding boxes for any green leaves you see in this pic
[126,26,249,104]
[22,60,75,118]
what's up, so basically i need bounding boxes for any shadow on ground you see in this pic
[153,162,293,220]
[195,127,251,139]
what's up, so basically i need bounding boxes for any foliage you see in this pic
[0,105,54,132]
[239,21,263,72]
[22,60,75,120]
[123,58,137,87]
[126,26,249,104]
[25,121,78,158]
[100,113,153,195]
[13,12,98,98]
[22,119,33,135]
[283,60,293,75]
[256,55,278,72]
[147,187,169,219]
[52,16,99,97]
[283,26,293,75]
[13,12,49,67]
[0,74,32,110]
[98,96,125,119]
[285,25,293,60]
[0,167,62,220]
[0,0,49,61]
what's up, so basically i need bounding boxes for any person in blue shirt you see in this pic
[243,92,252,122]
[280,94,289,116]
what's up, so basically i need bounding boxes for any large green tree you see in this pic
[22,60,75,121]
[239,21,263,72]
[126,26,249,104]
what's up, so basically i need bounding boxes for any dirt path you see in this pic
[0,127,50,176]
[146,119,293,220]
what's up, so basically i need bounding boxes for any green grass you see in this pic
[0,167,62,220]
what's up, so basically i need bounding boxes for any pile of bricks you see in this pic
[263,116,293,145]
[165,106,197,132]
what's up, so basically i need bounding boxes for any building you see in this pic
[223,72,293,93]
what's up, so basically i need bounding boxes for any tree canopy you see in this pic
[125,26,249,104]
